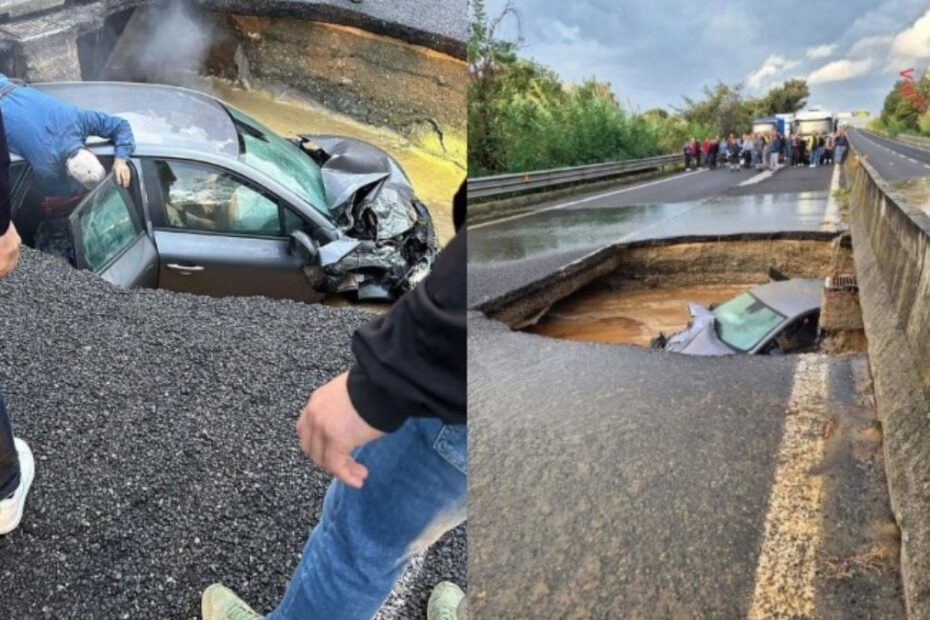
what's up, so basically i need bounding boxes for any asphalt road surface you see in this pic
[847,128,930,181]
[469,316,903,618]
[468,164,836,307]
[0,249,464,620]
[468,145,904,617]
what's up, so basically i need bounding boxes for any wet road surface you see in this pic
[469,183,834,307]
[469,315,903,619]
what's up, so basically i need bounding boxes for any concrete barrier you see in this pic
[846,151,930,618]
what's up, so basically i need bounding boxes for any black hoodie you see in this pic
[346,183,466,432]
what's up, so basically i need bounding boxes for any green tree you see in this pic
[752,79,809,116]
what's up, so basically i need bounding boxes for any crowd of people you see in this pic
[682,128,849,173]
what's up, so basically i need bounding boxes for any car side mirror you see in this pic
[290,231,320,264]
[290,232,360,268]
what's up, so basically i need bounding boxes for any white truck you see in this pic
[794,107,836,136]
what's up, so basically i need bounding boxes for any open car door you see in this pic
[68,174,159,289]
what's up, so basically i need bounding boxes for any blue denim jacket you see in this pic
[0,74,135,195]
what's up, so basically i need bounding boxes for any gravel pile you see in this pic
[0,248,465,619]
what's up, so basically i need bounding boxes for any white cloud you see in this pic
[849,35,894,57]
[891,7,930,59]
[806,44,837,59]
[807,58,875,85]
[746,54,802,90]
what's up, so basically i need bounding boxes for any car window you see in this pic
[155,160,280,236]
[712,293,786,352]
[282,208,306,235]
[78,180,140,272]
[224,106,329,215]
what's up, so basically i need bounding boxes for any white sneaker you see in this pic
[0,438,34,535]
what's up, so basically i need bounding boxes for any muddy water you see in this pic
[530,283,751,346]
[194,77,461,244]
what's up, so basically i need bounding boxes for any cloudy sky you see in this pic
[485,0,930,115]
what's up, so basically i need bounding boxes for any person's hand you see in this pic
[0,223,21,278]
[296,371,384,488]
[113,158,131,188]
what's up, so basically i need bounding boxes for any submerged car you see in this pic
[656,279,822,356]
[9,82,437,302]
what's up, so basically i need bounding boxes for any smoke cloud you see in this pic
[107,1,217,86]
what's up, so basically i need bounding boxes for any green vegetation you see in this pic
[467,0,810,176]
[869,69,930,137]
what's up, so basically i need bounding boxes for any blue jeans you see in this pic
[268,417,467,620]
[813,147,822,165]
[834,145,845,164]
[0,391,19,499]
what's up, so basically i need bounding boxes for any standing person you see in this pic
[785,132,794,167]
[701,137,711,169]
[742,133,753,168]
[823,132,835,165]
[807,132,818,167]
[202,184,468,620]
[835,129,848,165]
[790,134,800,166]
[0,73,134,194]
[768,131,781,170]
[0,103,34,537]
[798,133,807,166]
[717,137,727,169]
[727,134,741,172]
[683,139,692,170]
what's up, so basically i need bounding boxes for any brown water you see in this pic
[530,283,751,346]
[195,77,462,244]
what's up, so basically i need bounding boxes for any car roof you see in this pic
[750,278,822,318]
[33,82,239,159]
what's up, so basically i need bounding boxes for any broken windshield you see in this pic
[225,105,329,216]
[712,293,785,352]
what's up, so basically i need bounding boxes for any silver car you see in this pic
[9,82,437,302]
[660,279,822,355]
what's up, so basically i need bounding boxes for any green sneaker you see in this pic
[427,582,466,620]
[202,583,263,620]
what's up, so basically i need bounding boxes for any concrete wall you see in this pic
[846,153,930,618]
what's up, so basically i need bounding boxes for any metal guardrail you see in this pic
[467,153,681,200]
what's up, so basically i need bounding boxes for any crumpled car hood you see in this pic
[299,134,438,300]
[664,303,736,356]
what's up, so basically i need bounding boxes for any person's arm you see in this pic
[347,231,466,432]
[77,108,135,159]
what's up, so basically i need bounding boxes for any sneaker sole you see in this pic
[0,440,34,535]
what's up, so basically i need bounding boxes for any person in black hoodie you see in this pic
[0,105,35,536]
[203,184,467,620]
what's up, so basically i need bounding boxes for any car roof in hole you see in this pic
[33,82,239,159]
[749,278,822,318]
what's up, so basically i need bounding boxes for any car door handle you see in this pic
[166,263,205,275]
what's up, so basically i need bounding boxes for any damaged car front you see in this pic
[295,135,437,301]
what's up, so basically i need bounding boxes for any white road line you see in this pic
[469,169,706,229]
[822,163,841,229]
[748,356,830,620]
[739,169,775,186]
